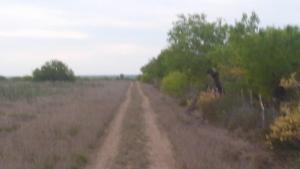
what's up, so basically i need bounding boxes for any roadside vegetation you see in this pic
[0,78,130,169]
[143,84,282,169]
[161,71,189,97]
[140,12,300,167]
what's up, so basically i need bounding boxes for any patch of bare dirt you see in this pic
[137,82,177,169]
[110,82,149,169]
[87,83,133,169]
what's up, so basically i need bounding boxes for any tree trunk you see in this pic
[207,68,224,94]
[258,94,265,129]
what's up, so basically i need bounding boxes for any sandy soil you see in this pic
[88,83,133,169]
[88,82,176,169]
[137,82,177,169]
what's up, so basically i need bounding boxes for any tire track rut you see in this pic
[88,83,133,169]
[88,82,176,169]
[137,82,177,169]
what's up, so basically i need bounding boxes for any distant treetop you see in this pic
[32,60,75,82]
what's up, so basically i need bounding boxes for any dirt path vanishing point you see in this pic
[88,82,176,169]
[137,82,177,169]
[88,83,133,169]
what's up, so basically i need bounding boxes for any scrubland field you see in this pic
[0,80,129,169]
[0,80,298,169]
[1,1,300,169]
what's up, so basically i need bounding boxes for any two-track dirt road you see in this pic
[86,82,282,169]
[137,83,176,169]
[87,82,176,169]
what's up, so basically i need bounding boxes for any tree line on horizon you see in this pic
[0,60,133,82]
[0,60,75,82]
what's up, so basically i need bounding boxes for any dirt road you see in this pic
[87,82,176,169]
[87,83,133,169]
[87,82,282,169]
[137,83,176,169]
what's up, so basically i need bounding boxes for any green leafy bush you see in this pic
[33,60,75,82]
[140,73,151,83]
[161,71,189,97]
[22,75,33,81]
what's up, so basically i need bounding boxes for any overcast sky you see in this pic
[0,0,299,76]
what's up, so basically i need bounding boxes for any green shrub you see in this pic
[22,75,33,81]
[140,73,152,83]
[33,60,75,82]
[161,71,189,97]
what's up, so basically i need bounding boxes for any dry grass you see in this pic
[111,83,149,169]
[0,80,130,169]
[142,83,291,169]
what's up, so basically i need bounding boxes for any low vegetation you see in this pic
[0,81,72,101]
[0,80,129,169]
